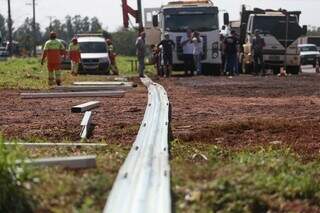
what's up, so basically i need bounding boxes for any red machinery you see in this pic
[122,0,143,31]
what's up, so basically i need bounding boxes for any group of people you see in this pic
[136,29,266,78]
[136,29,204,78]
[41,32,119,86]
[221,29,265,77]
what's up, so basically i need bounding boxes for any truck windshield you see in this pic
[300,46,318,52]
[252,16,302,45]
[164,13,218,32]
[253,16,297,33]
[79,42,107,53]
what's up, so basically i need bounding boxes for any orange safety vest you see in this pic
[43,39,65,64]
[69,43,81,63]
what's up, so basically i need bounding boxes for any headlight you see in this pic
[212,43,219,50]
[212,52,218,58]
[99,57,108,63]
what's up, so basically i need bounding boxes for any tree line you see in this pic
[0,14,137,56]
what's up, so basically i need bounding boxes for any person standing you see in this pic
[252,29,266,75]
[181,29,194,76]
[41,32,66,86]
[106,39,119,75]
[192,31,203,75]
[135,32,146,78]
[68,37,81,76]
[224,30,239,77]
[220,34,226,75]
[158,33,175,77]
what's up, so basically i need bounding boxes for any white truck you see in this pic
[240,6,307,74]
[144,0,223,75]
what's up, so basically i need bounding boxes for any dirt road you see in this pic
[1,73,320,159]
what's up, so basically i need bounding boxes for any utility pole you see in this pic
[32,0,37,57]
[7,0,13,56]
[137,0,143,32]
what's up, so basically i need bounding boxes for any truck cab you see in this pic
[145,0,221,75]
[240,6,307,74]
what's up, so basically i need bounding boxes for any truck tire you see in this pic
[202,64,221,76]
[287,66,300,75]
[273,67,281,75]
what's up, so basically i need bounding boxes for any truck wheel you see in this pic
[242,62,253,74]
[202,64,221,76]
[273,67,281,75]
[287,66,300,75]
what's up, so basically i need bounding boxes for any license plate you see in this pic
[307,58,314,61]
[269,56,280,61]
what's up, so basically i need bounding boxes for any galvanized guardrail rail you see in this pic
[104,77,171,213]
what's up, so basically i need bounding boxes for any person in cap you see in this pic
[135,31,146,77]
[252,29,266,75]
[223,30,239,77]
[157,33,175,77]
[41,32,66,86]
[106,38,119,75]
[68,37,81,76]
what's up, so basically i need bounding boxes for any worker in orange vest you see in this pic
[106,39,119,75]
[69,37,81,76]
[41,32,66,86]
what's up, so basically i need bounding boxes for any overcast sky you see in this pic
[0,0,319,31]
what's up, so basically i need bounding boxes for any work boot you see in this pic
[56,80,62,86]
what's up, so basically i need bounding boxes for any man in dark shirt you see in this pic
[158,33,175,77]
[252,29,266,75]
[224,30,239,77]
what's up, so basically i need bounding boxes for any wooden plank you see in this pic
[22,155,97,169]
[21,91,125,99]
[72,101,100,113]
[5,142,107,148]
[73,81,133,86]
[55,85,133,92]
[81,111,92,139]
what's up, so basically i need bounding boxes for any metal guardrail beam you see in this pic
[21,91,125,99]
[20,155,97,169]
[4,142,107,148]
[104,77,171,213]
[80,111,93,139]
[72,101,101,113]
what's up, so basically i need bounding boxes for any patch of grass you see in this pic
[171,140,320,212]
[0,57,155,90]
[0,138,35,212]
[20,141,130,212]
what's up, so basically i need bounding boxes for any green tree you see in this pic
[13,18,41,55]
[111,28,137,56]
[82,16,90,32]
[0,13,6,45]
[90,17,102,33]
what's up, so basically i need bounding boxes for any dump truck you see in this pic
[144,0,224,75]
[239,5,307,74]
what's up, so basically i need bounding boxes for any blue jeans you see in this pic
[193,54,202,75]
[225,54,237,76]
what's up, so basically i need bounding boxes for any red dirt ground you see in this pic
[1,74,320,159]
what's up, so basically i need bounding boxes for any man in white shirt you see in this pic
[192,31,203,75]
[181,29,194,76]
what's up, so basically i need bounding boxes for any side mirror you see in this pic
[224,13,229,26]
[152,15,159,27]
[302,25,307,35]
[221,25,226,31]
